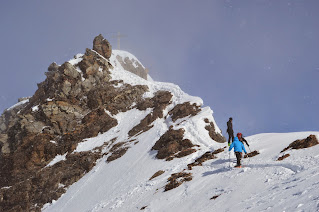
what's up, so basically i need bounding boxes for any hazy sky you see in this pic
[0,0,318,136]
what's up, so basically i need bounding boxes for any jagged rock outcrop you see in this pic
[164,171,193,191]
[168,102,201,122]
[128,91,172,137]
[277,153,290,161]
[152,127,197,161]
[281,134,319,153]
[93,34,112,59]
[244,150,260,158]
[204,118,226,143]
[187,147,225,170]
[87,83,148,114]
[0,35,148,211]
[0,34,225,211]
[47,62,59,72]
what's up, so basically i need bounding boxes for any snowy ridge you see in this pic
[72,52,220,153]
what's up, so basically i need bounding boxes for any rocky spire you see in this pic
[92,34,112,59]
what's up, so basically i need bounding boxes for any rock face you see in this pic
[152,127,197,161]
[204,118,226,143]
[93,34,112,59]
[0,35,146,211]
[0,34,225,211]
[129,91,172,137]
[281,134,319,152]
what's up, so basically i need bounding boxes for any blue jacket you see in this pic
[229,137,247,154]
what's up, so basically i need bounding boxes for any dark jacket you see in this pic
[227,120,233,133]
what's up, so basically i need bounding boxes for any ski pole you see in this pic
[229,151,231,168]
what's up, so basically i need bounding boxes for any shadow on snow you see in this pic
[202,161,302,177]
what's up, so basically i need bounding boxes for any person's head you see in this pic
[237,132,242,138]
[229,117,233,121]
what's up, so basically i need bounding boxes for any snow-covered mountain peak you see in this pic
[0,34,225,211]
[1,34,318,212]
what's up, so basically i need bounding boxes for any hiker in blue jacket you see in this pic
[229,136,247,167]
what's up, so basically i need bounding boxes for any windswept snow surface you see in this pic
[43,131,319,212]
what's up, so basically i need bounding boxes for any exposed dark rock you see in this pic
[244,150,260,158]
[281,135,319,153]
[81,108,118,138]
[164,172,192,191]
[149,170,165,180]
[128,92,172,136]
[187,147,225,170]
[277,154,290,161]
[78,48,112,81]
[107,142,129,162]
[93,34,112,59]
[204,118,226,143]
[40,101,86,135]
[175,148,197,158]
[210,194,221,200]
[168,102,201,122]
[87,84,148,114]
[140,206,147,210]
[0,150,102,212]
[128,91,172,137]
[152,128,196,160]
[47,62,59,72]
[136,91,172,111]
[0,35,124,211]
[59,62,81,79]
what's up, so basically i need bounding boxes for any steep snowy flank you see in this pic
[43,131,319,212]
[0,34,225,211]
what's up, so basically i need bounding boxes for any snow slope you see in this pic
[42,51,319,212]
[43,130,319,212]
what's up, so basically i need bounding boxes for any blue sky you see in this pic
[0,0,318,136]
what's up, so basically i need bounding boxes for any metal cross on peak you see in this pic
[112,32,126,50]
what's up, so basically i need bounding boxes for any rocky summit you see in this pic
[0,34,225,212]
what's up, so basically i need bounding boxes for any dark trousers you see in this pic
[228,131,234,144]
[235,152,242,166]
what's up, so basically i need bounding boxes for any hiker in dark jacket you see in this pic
[229,136,247,167]
[227,117,234,146]
[237,132,249,147]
